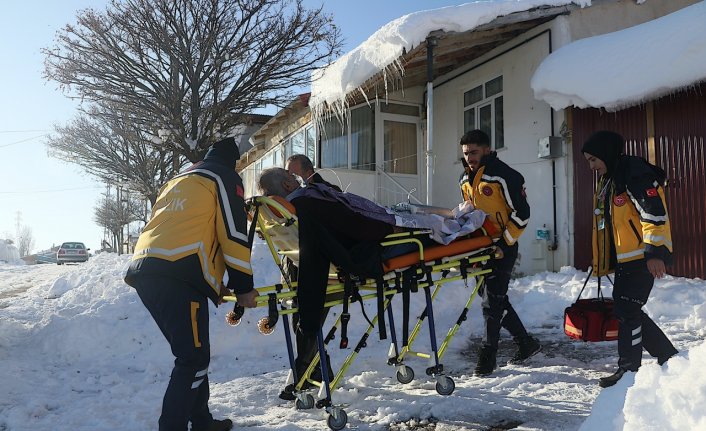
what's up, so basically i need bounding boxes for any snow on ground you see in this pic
[1,239,705,431]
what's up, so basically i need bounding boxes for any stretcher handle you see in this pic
[225,303,245,326]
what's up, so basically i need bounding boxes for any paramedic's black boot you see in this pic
[191,418,233,431]
[598,368,628,388]
[278,384,296,401]
[509,336,541,364]
[658,350,678,366]
[474,345,497,376]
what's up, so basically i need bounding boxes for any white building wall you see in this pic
[430,25,569,275]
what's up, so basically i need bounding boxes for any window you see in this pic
[463,76,504,149]
[305,126,316,163]
[321,117,348,169]
[383,121,416,174]
[321,105,375,171]
[380,103,419,117]
[282,124,316,164]
[350,106,375,171]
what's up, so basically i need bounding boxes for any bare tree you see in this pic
[17,225,35,257]
[47,103,184,205]
[43,0,342,162]
[94,189,147,254]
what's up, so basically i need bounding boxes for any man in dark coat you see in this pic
[286,154,342,192]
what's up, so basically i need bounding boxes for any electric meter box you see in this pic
[538,136,562,159]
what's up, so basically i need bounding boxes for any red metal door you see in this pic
[654,85,706,279]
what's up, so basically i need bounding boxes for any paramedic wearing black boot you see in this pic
[582,130,678,389]
[124,137,259,431]
[459,130,540,376]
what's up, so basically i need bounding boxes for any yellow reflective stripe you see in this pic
[134,242,219,290]
[503,229,516,245]
[617,248,645,260]
[224,254,252,272]
[191,302,202,348]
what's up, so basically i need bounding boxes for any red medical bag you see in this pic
[564,298,619,342]
[564,269,619,342]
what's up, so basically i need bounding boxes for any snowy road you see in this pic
[0,262,75,302]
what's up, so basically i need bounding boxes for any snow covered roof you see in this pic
[531,1,706,111]
[310,0,591,119]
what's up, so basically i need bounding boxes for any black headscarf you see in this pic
[203,137,241,167]
[581,131,624,176]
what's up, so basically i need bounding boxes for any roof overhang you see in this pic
[312,4,575,116]
[250,93,311,141]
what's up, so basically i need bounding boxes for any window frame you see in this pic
[462,75,504,150]
[320,102,376,171]
[281,123,317,165]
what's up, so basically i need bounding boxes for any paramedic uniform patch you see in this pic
[613,194,627,207]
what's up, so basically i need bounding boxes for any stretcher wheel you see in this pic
[327,408,348,431]
[257,317,275,335]
[224,311,241,326]
[396,365,414,384]
[435,376,455,396]
[295,393,315,410]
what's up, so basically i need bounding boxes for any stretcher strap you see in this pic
[376,276,387,340]
[340,276,352,349]
[401,268,418,347]
[339,274,374,349]
[248,203,260,247]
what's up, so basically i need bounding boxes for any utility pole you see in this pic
[15,211,22,243]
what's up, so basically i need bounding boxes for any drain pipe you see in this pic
[425,36,437,205]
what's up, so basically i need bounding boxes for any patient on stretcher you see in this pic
[257,168,491,328]
[257,168,494,399]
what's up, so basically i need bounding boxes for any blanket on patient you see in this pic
[287,184,487,245]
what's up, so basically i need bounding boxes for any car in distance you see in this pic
[56,242,90,264]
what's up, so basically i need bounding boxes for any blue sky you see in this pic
[0,0,464,253]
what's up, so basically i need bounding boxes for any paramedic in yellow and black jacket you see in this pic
[124,137,258,431]
[459,129,540,377]
[582,130,677,389]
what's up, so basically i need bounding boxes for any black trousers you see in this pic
[283,257,333,381]
[134,274,212,431]
[613,261,678,371]
[293,197,389,335]
[480,242,528,350]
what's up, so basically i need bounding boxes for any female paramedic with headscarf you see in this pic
[581,130,678,388]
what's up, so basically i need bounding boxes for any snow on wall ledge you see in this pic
[310,0,591,120]
[531,1,706,112]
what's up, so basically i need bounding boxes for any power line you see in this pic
[0,185,103,194]
[0,129,52,134]
[0,134,50,148]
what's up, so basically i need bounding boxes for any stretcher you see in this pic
[223,195,497,430]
